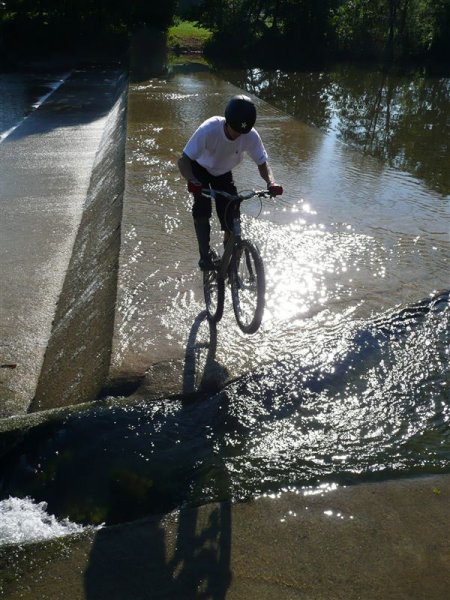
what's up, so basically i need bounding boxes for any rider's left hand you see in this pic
[188,179,203,194]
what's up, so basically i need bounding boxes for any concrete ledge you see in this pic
[0,69,127,417]
[1,474,449,599]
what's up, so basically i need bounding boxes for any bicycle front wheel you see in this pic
[231,240,265,334]
[203,251,225,323]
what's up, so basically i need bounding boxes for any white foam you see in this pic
[0,496,89,546]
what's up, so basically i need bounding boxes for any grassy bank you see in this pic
[167,20,212,52]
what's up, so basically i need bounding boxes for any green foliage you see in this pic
[0,0,177,55]
[1,0,448,64]
[177,0,203,19]
[168,19,212,49]
[190,0,450,65]
[331,0,450,60]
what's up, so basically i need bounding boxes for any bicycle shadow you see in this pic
[83,312,232,599]
[182,311,230,396]
[83,499,232,600]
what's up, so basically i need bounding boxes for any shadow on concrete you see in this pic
[3,68,126,142]
[84,496,231,600]
[84,312,232,599]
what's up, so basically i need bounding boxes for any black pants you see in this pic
[191,161,239,232]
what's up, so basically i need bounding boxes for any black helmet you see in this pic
[224,95,256,134]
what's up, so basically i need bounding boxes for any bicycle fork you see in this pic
[219,234,236,280]
[219,215,245,283]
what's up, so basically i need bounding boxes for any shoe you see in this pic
[198,252,217,271]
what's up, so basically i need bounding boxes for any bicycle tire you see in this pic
[203,250,225,323]
[231,239,265,334]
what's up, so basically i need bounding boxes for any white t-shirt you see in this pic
[183,116,268,177]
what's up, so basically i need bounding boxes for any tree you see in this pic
[192,0,340,65]
[1,0,177,48]
[190,0,450,65]
[331,0,450,62]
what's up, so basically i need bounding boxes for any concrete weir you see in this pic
[0,69,127,417]
[1,64,449,600]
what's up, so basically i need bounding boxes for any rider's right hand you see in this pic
[188,179,202,194]
[268,183,283,196]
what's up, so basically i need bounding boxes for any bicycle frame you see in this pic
[200,184,282,277]
[198,184,282,332]
[218,214,241,280]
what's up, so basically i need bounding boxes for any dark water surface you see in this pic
[221,64,450,197]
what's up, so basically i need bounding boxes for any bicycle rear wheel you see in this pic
[231,239,265,334]
[203,250,225,323]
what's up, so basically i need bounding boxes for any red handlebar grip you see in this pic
[270,184,283,196]
[188,180,202,194]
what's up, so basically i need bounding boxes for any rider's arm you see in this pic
[258,161,275,187]
[179,119,210,186]
[177,152,201,185]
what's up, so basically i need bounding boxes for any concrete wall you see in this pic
[31,85,127,412]
[0,70,127,417]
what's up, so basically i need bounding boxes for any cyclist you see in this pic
[177,95,281,270]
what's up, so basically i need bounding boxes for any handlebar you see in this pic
[188,181,283,200]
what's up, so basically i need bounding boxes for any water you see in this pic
[0,292,447,527]
[0,64,449,534]
[113,67,448,383]
[220,64,450,197]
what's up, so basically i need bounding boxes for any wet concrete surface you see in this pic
[2,474,450,599]
[0,69,126,417]
[30,85,126,413]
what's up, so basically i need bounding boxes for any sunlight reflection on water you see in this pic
[98,70,450,522]
[1,292,448,526]
[114,71,448,383]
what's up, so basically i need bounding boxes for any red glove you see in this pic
[268,183,283,196]
[188,179,203,194]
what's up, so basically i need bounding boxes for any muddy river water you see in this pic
[0,63,448,532]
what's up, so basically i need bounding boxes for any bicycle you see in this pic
[191,184,283,334]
